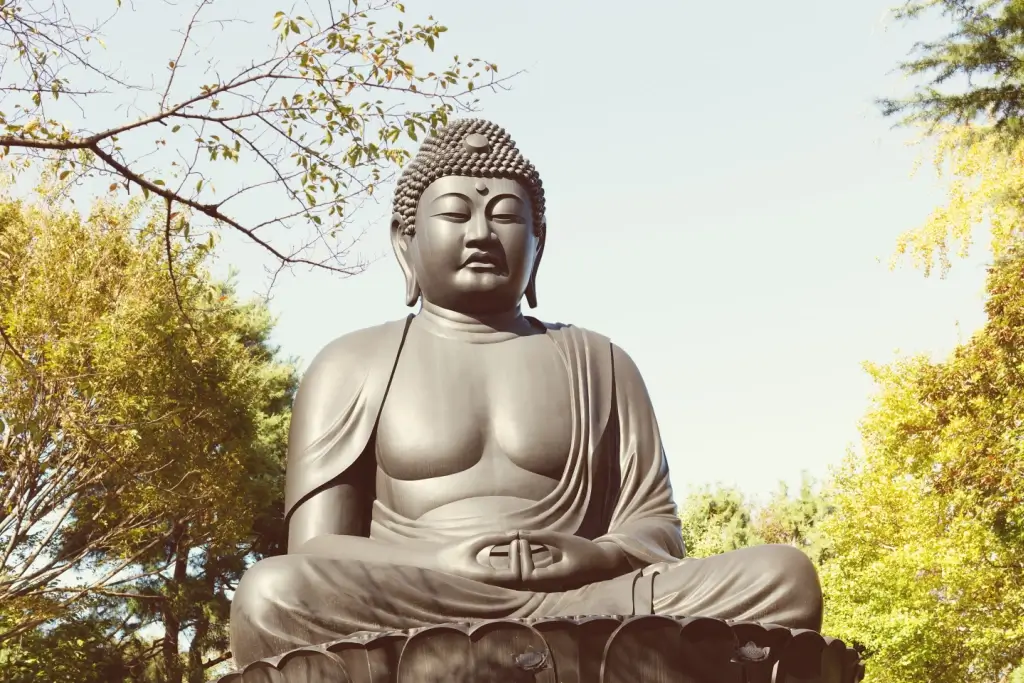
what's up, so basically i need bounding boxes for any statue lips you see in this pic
[461,251,506,274]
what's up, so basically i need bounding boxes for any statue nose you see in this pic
[465,212,492,242]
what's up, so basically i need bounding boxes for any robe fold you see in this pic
[231,318,823,666]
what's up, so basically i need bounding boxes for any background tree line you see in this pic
[1,0,1023,681]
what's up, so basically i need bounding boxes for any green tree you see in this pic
[821,246,1024,683]
[881,0,1024,142]
[677,486,762,558]
[677,478,833,562]
[0,189,296,681]
[0,611,145,683]
[754,475,834,566]
[0,0,504,276]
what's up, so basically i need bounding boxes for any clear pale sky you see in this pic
[81,1,991,499]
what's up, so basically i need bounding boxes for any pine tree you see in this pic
[882,1,1024,143]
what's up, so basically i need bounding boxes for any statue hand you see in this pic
[517,530,624,590]
[434,531,522,585]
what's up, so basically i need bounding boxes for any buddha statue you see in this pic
[229,118,823,667]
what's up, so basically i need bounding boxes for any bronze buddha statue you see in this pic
[229,119,823,667]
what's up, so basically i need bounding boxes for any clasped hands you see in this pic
[434,530,624,590]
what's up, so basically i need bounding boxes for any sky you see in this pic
[65,0,992,501]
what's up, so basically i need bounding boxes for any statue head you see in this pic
[390,118,546,314]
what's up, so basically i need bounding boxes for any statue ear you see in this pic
[390,212,420,307]
[525,221,545,309]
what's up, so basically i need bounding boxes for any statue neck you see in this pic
[417,301,538,344]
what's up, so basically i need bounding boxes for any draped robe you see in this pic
[230,317,823,666]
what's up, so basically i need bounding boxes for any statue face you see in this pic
[393,175,542,314]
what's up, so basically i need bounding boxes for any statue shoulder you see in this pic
[305,319,405,375]
[293,317,410,418]
[610,342,643,378]
[533,318,644,383]
[608,342,656,405]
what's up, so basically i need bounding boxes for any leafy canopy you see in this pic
[0,186,296,663]
[821,247,1024,683]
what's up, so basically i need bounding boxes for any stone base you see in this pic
[220,615,865,683]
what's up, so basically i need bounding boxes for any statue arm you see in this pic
[283,326,391,553]
[287,467,370,553]
[593,343,685,567]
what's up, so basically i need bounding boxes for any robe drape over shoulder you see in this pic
[282,316,686,566]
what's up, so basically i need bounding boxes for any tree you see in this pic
[754,475,834,566]
[820,246,1024,683]
[881,1,1024,142]
[0,611,141,683]
[677,486,762,558]
[677,478,833,562]
[0,187,296,681]
[890,124,1024,276]
[0,0,506,276]
[880,2,1024,276]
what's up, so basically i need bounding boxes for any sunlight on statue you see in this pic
[229,119,823,665]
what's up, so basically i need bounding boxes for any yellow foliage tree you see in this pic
[822,247,1024,682]
[896,126,1024,275]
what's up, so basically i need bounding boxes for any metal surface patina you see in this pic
[221,119,863,683]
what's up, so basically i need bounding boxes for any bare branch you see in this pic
[0,0,511,278]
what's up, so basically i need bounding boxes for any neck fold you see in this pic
[417,301,538,343]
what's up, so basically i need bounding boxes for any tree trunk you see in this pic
[186,597,209,683]
[162,523,188,683]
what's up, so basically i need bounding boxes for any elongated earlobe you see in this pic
[525,274,539,308]
[390,212,420,307]
[525,223,545,309]
[405,275,421,307]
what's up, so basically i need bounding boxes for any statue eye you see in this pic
[434,211,471,222]
[490,198,526,224]
[429,196,472,222]
[491,213,524,224]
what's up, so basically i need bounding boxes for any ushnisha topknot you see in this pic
[391,118,545,236]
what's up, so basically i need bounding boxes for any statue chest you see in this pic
[375,332,574,484]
